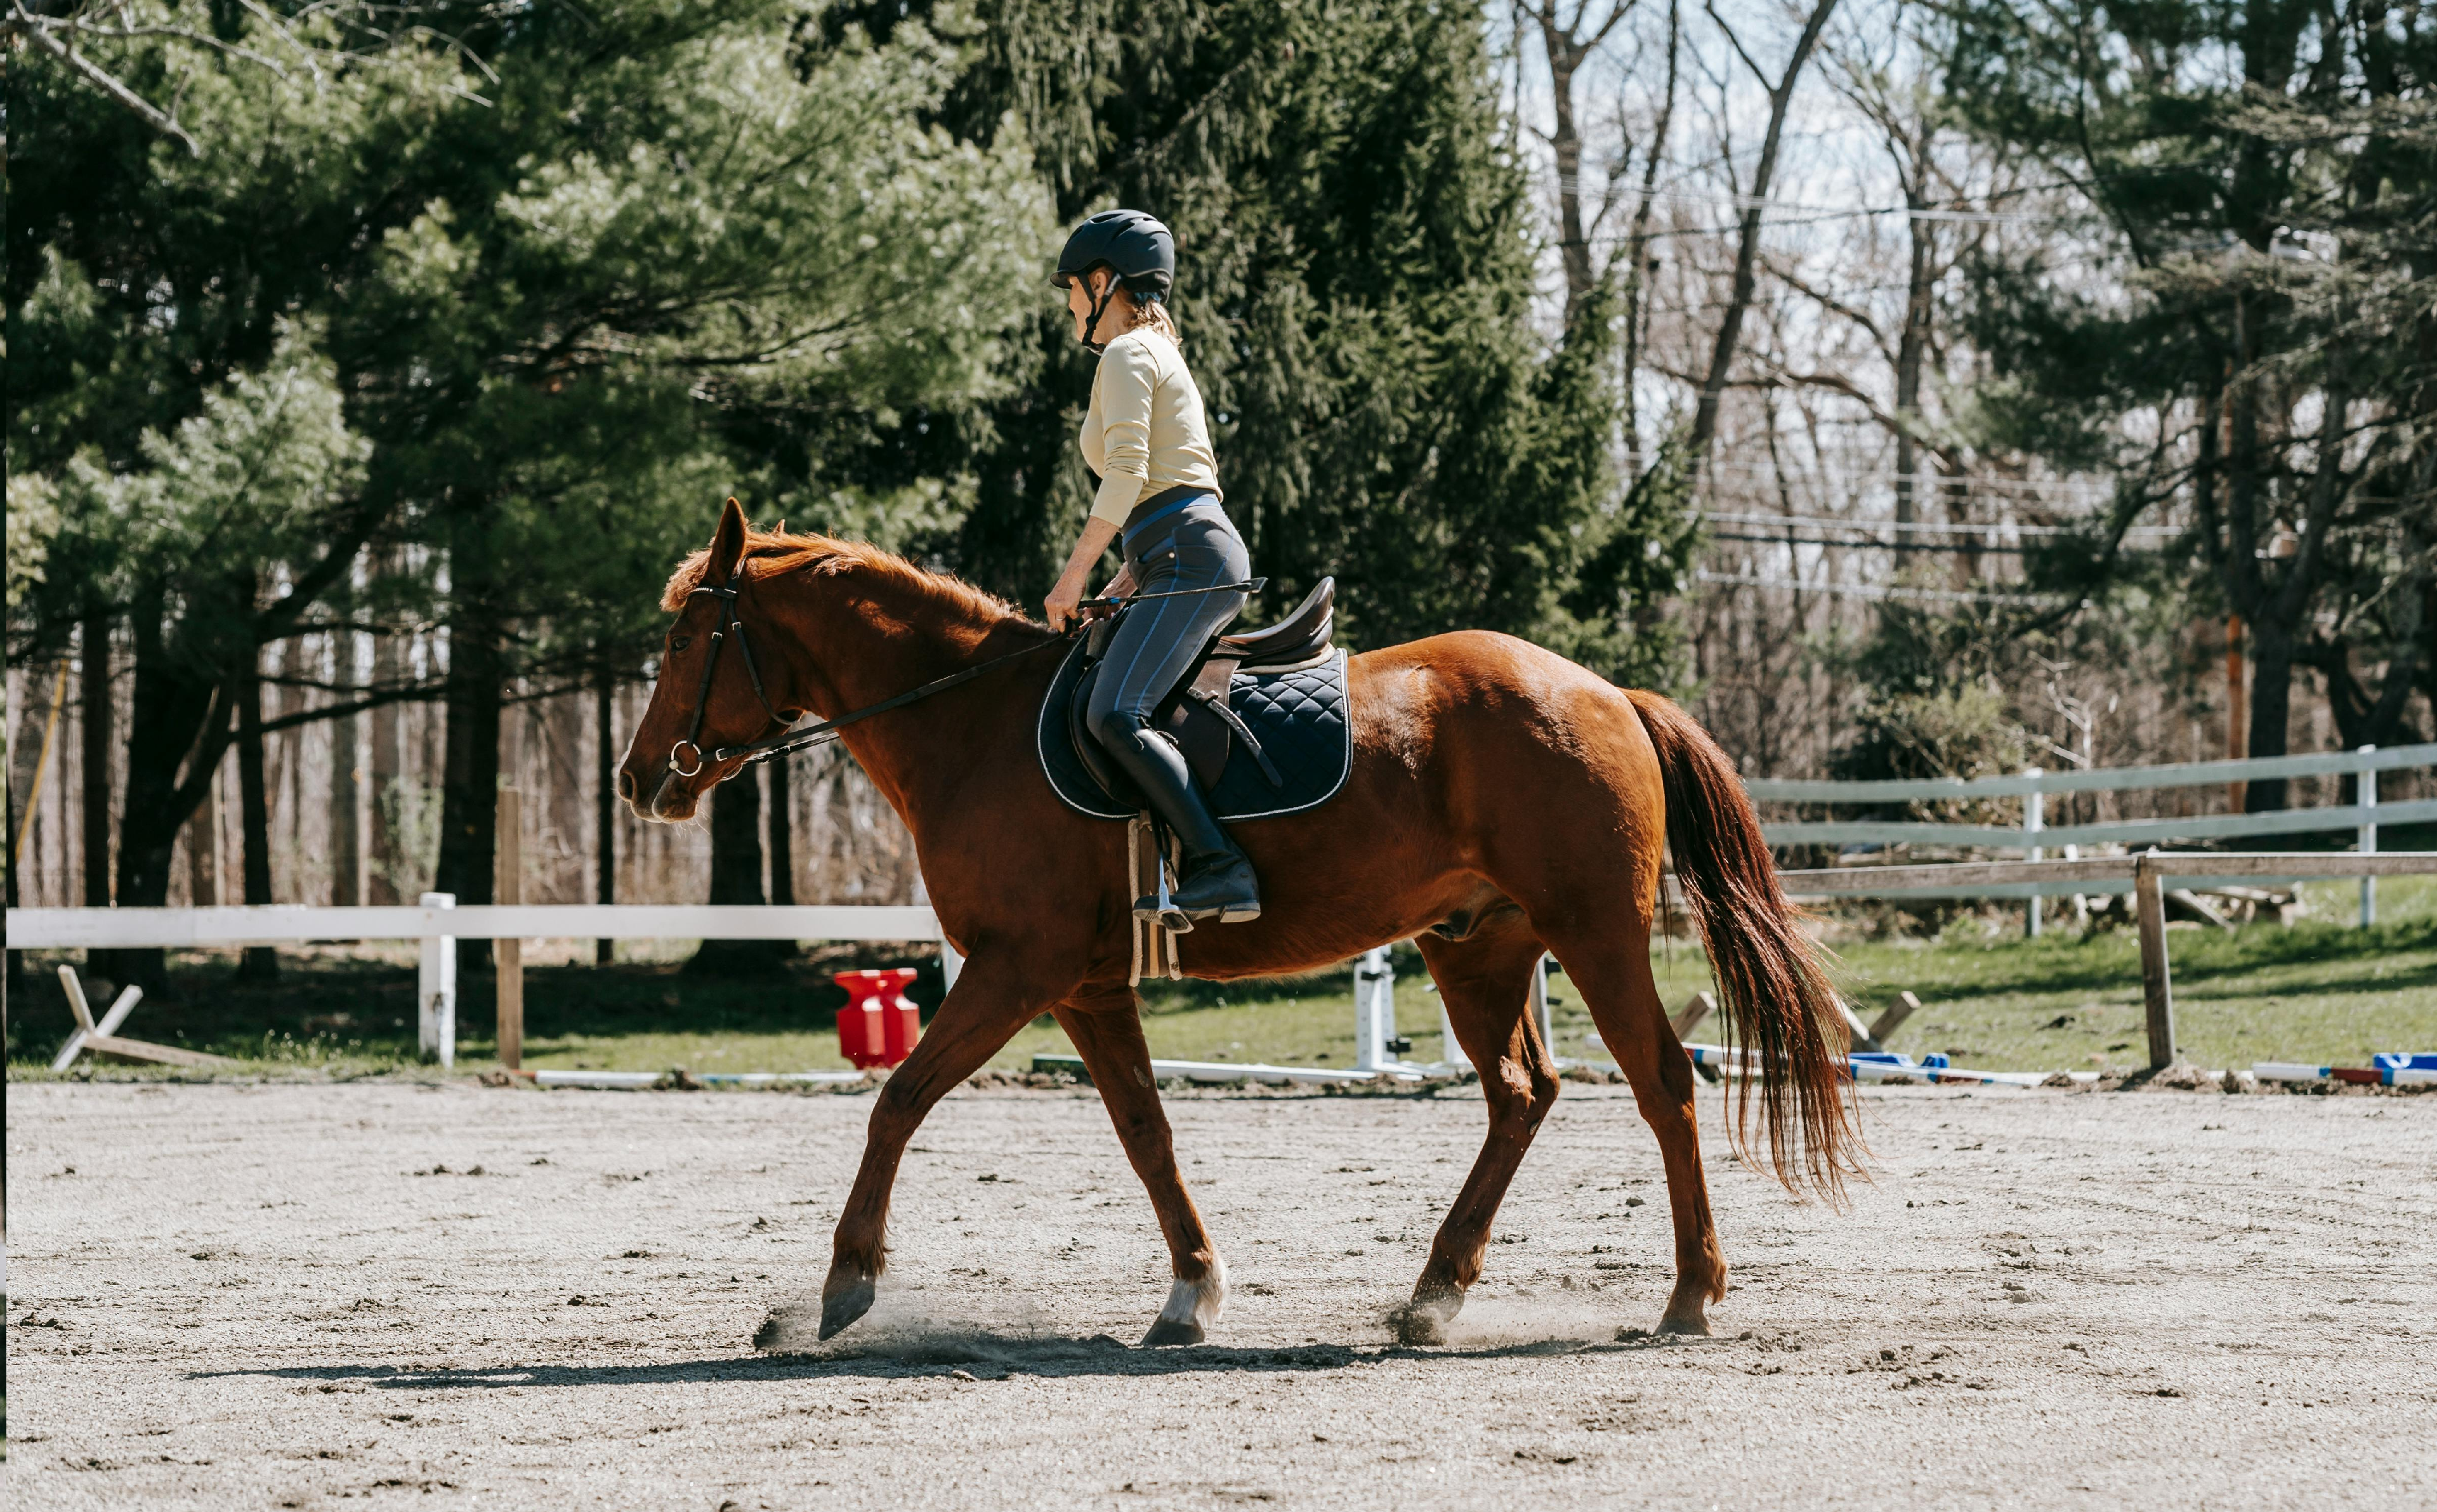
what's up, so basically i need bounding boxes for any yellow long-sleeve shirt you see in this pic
[1079,327,1223,529]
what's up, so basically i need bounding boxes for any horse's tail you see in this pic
[1624,689,1862,1200]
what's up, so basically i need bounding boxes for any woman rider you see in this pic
[1042,209,1261,928]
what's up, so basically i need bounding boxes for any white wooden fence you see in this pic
[13,736,2436,1082]
[8,900,954,1070]
[1750,742,2436,930]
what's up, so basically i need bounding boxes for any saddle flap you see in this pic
[1166,700,1231,789]
[1068,663,1232,796]
[1041,638,1353,825]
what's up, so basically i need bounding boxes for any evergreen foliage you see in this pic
[807,0,1696,681]
[8,0,1052,942]
[1939,0,2436,801]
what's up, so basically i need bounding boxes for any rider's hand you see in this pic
[1048,516,1121,631]
[1044,573,1086,632]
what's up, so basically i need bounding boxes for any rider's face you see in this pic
[1065,267,1115,343]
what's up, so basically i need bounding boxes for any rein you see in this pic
[667,560,1071,777]
[666,563,1266,777]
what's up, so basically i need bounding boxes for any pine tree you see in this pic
[11,0,1053,971]
[803,0,1696,685]
[1941,0,2437,801]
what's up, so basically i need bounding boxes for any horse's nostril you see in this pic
[616,768,636,802]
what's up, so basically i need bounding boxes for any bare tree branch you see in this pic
[11,3,200,154]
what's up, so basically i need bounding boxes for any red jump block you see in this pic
[835,968,921,1070]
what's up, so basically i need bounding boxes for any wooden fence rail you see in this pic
[12,853,2432,1077]
[1773,852,2437,1070]
[1749,742,2434,934]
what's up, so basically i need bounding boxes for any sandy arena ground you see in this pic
[7,1077,2434,1509]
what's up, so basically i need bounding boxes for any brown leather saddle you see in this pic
[1068,577,1337,802]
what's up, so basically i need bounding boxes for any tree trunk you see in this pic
[235,652,279,983]
[6,662,51,996]
[768,750,797,908]
[435,520,504,978]
[329,633,362,906]
[688,765,787,975]
[367,598,404,904]
[188,775,220,907]
[79,607,121,989]
[1619,0,1681,470]
[1893,136,1931,560]
[80,608,113,910]
[2243,617,2296,812]
[103,582,245,994]
[1546,39,1593,327]
[596,667,617,965]
[1688,0,1842,462]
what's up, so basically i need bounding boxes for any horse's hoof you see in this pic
[1393,1311,1445,1346]
[1391,1289,1459,1346]
[1140,1316,1205,1348]
[1655,1312,1711,1337]
[818,1278,876,1341]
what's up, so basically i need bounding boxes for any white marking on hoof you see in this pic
[1159,1254,1228,1332]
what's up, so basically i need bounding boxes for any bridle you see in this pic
[664,558,1073,778]
[662,559,1267,779]
[667,559,789,778]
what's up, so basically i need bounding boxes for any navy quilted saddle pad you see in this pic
[1035,638,1353,822]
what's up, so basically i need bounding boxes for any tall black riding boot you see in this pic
[1100,722,1261,930]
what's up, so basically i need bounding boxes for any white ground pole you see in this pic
[417,891,456,1067]
[2023,768,2044,938]
[2360,746,2377,928]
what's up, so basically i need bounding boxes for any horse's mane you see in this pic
[660,529,1040,634]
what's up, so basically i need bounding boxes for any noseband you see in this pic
[668,560,785,778]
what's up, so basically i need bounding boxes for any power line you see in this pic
[1693,570,2079,607]
[1697,509,2181,541]
[1632,454,2124,502]
[1710,530,2050,554]
[1552,181,2079,228]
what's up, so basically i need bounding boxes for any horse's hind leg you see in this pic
[1395,924,1558,1345]
[1054,992,1226,1347]
[795,947,1070,1346]
[1544,923,1726,1335]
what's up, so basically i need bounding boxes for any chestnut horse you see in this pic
[620,499,1855,1348]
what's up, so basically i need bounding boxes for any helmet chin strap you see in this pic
[1081,277,1119,353]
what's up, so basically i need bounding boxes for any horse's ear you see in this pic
[707,496,749,582]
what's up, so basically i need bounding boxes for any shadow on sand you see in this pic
[189,1322,1710,1390]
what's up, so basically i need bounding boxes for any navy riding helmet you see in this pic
[1054,209,1176,352]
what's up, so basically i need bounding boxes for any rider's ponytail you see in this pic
[1129,291,1181,345]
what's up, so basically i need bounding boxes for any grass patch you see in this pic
[1775,873,2437,1072]
[10,873,2433,1082]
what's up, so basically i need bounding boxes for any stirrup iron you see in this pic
[1133,817,1193,934]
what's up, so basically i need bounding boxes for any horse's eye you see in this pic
[669,634,692,652]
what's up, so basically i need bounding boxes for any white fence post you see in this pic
[1528,954,1554,1057]
[2023,768,2045,938]
[1353,947,1395,1072]
[914,873,962,993]
[417,891,456,1067]
[2359,745,2377,928]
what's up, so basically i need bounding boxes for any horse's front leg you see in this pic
[1395,928,1560,1345]
[1054,992,1226,1346]
[802,946,1072,1343]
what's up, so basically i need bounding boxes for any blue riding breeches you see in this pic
[1084,495,1251,752]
